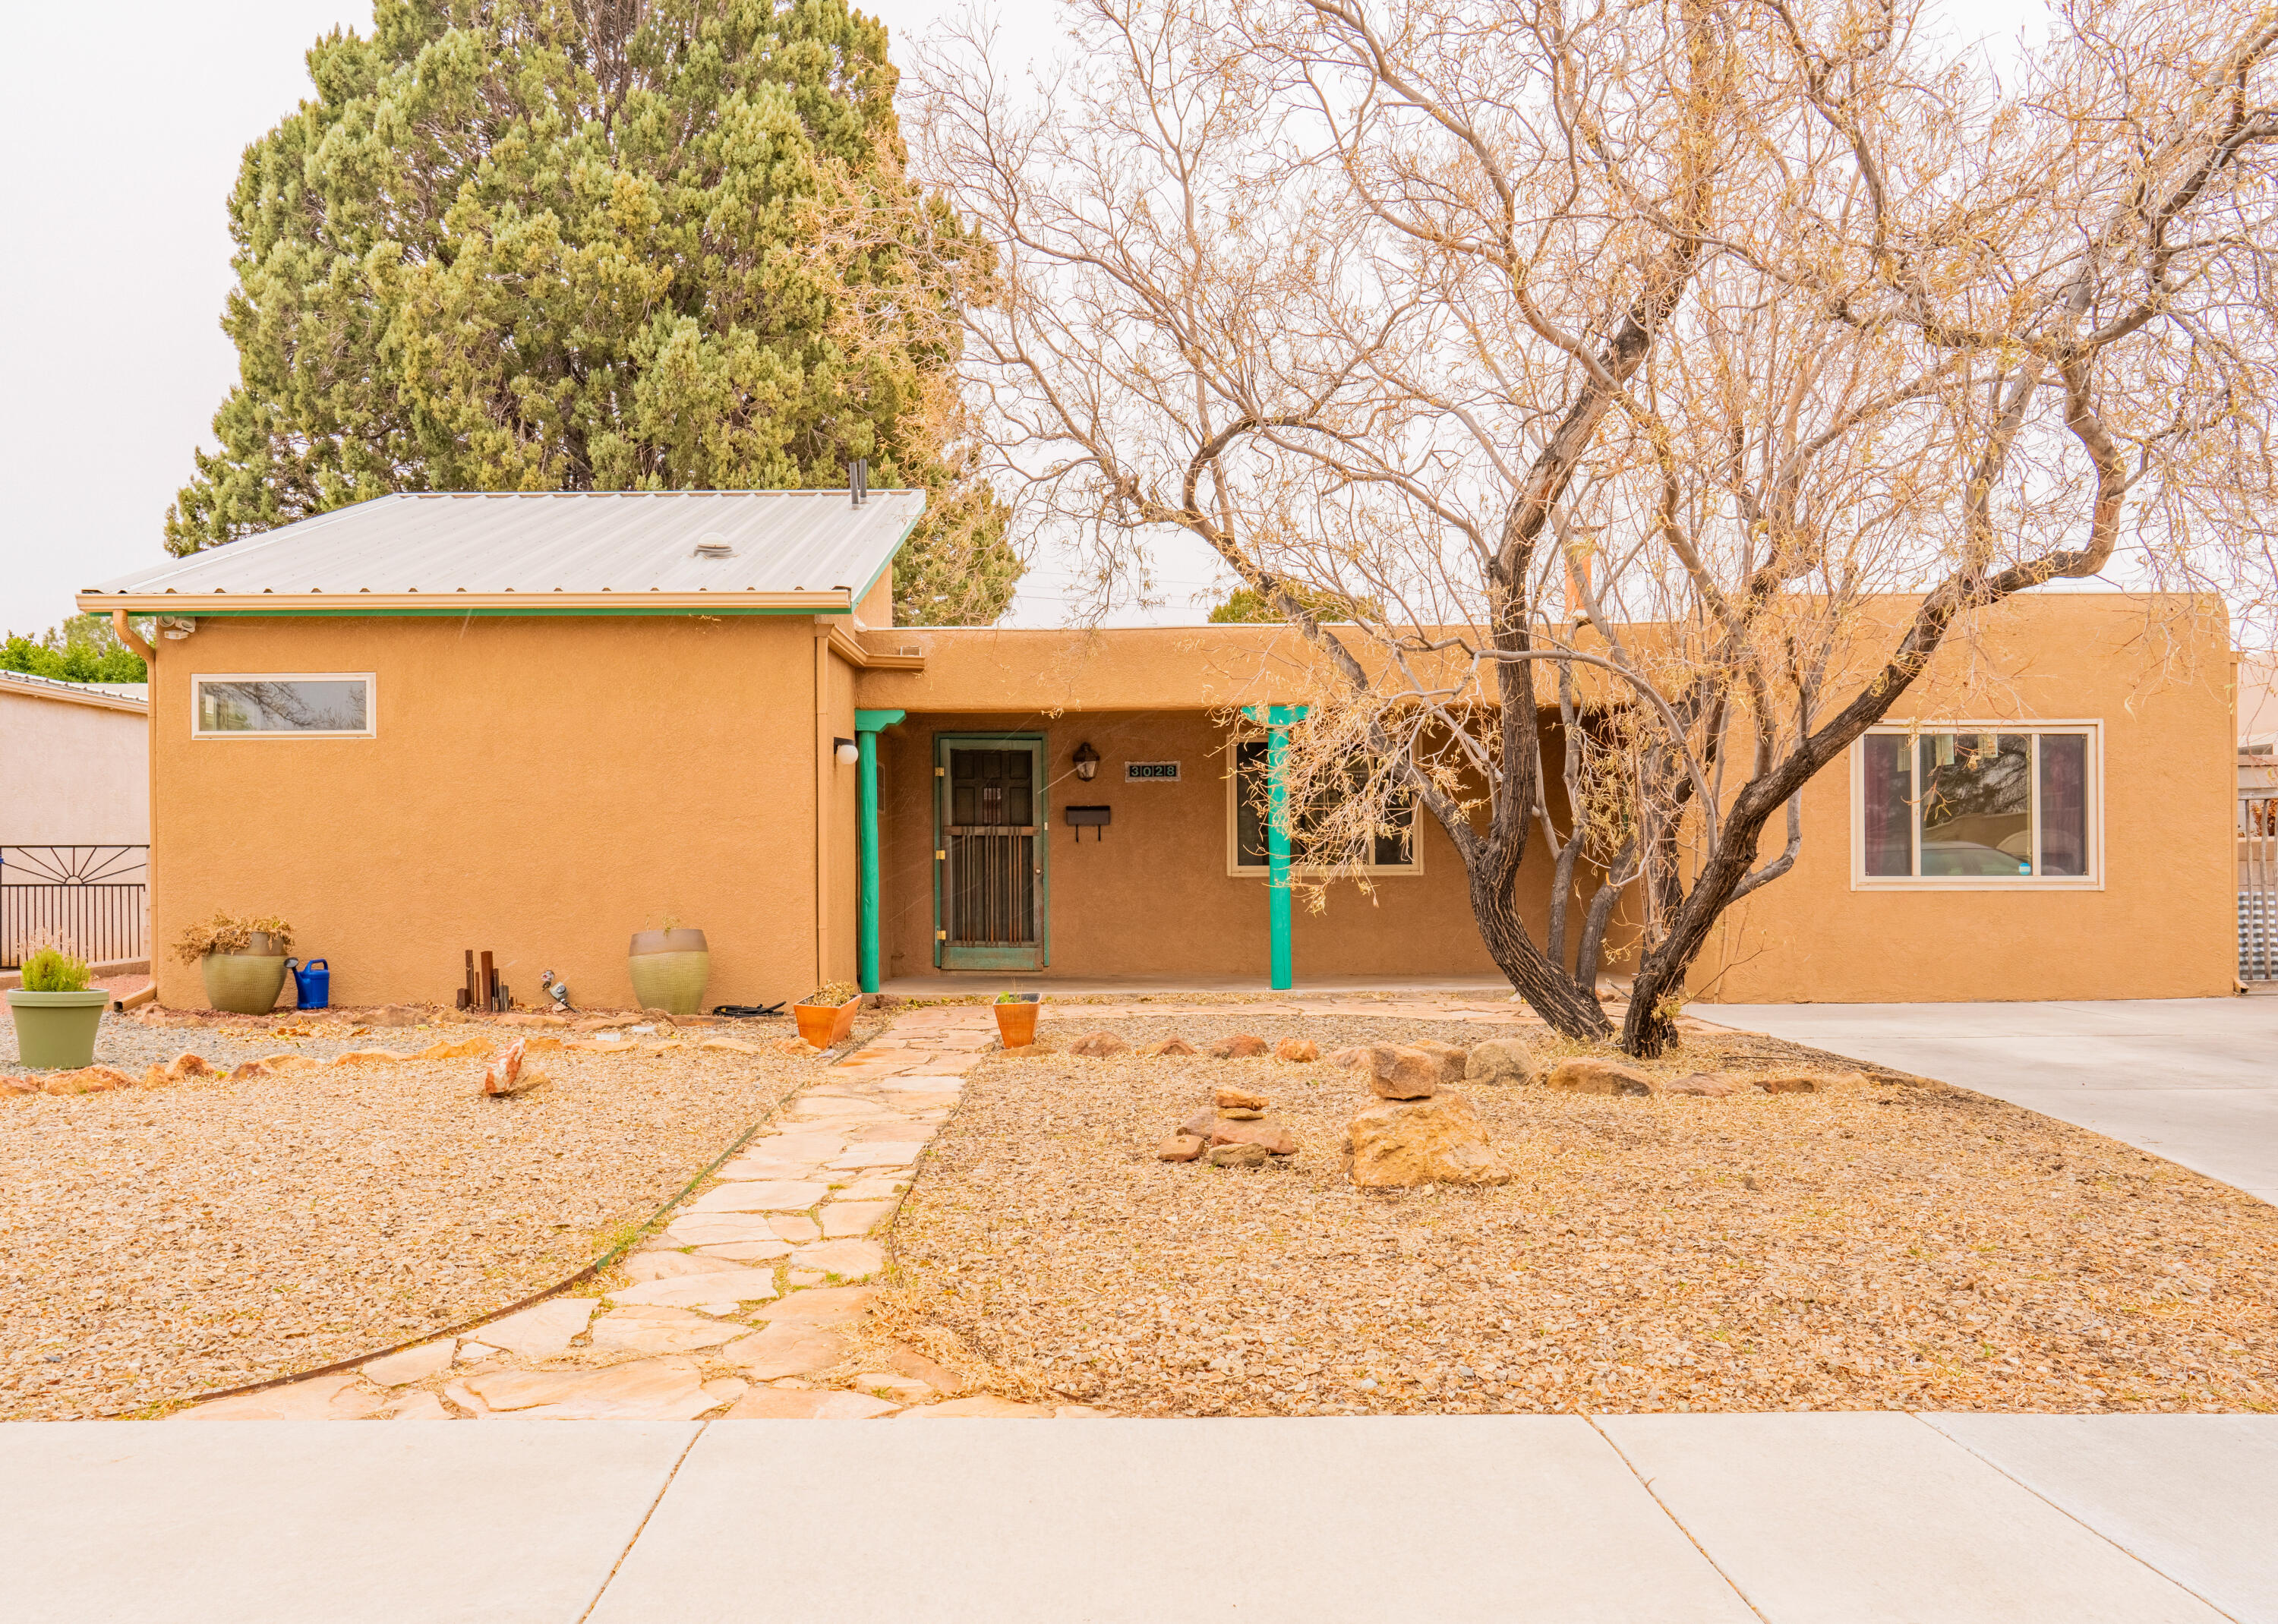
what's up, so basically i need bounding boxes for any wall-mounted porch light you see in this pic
[835,737,860,766]
[1072,741,1102,781]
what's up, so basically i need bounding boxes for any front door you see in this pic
[935,735,1048,970]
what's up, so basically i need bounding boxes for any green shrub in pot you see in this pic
[7,942,109,1070]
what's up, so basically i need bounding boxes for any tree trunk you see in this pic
[1466,848,1611,1041]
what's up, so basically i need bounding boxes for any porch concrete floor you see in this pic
[879,970,1522,997]
[1698,998,2278,1206]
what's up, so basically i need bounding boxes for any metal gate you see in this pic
[935,736,1048,971]
[2241,754,2278,982]
[1,845,150,967]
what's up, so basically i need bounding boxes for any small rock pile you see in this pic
[1337,1042,1516,1189]
[1157,1083,1300,1168]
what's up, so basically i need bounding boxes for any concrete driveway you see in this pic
[1702,998,2278,1206]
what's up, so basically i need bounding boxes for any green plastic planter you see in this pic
[200,951,289,1015]
[628,929,710,1015]
[7,989,110,1071]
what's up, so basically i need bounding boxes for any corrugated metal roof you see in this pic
[0,670,149,714]
[78,490,924,612]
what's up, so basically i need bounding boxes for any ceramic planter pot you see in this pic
[994,995,1041,1048]
[6,989,111,1070]
[793,995,862,1050]
[200,941,288,1016]
[628,929,710,1014]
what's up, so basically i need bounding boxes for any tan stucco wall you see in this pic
[137,588,2232,1011]
[0,683,150,845]
[144,615,844,1011]
[1690,593,2234,1002]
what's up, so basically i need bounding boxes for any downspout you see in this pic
[114,610,157,1006]
[112,610,155,666]
[853,709,906,994]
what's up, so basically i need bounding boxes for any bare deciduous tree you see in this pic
[910,0,2278,1053]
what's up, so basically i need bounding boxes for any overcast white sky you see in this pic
[0,0,2045,639]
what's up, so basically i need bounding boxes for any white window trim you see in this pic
[1223,739,1424,878]
[191,673,377,739]
[1849,719,2103,891]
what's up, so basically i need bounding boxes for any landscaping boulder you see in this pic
[1207,1118,1298,1156]
[1409,1039,1470,1078]
[1137,1037,1198,1058]
[1663,1072,1740,1098]
[1068,1032,1131,1058]
[1209,1033,1270,1059]
[227,1060,273,1081]
[1207,1142,1274,1168]
[365,1005,424,1027]
[1341,1093,1515,1188]
[1275,1038,1320,1063]
[1158,1133,1206,1162]
[1325,1046,1366,1069]
[1178,1108,1217,1139]
[1751,1071,1863,1093]
[1214,1084,1270,1111]
[1361,1045,1444,1100]
[166,1052,213,1080]
[421,1036,494,1061]
[483,1039,546,1097]
[1543,1057,1658,1096]
[1464,1039,1544,1087]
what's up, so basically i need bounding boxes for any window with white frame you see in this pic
[1855,725,2097,884]
[1226,739,1420,875]
[193,675,374,738]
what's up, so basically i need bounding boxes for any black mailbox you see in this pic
[1065,805,1112,840]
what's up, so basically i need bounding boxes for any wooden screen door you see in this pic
[935,735,1049,970]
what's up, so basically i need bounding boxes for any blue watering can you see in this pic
[287,958,330,1011]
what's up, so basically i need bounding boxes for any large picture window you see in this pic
[193,675,374,738]
[1227,739,1419,875]
[1854,724,2097,885]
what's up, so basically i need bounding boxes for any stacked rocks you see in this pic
[1158,1084,1299,1168]
[1337,1042,1515,1189]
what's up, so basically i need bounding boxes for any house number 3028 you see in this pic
[1125,762,1180,782]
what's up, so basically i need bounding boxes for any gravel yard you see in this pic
[885,1005,2278,1416]
[0,1011,847,1420]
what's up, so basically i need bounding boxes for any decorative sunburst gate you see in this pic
[1,846,150,968]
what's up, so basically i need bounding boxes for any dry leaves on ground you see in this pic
[886,1010,2278,1416]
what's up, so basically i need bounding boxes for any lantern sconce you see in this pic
[1072,742,1101,782]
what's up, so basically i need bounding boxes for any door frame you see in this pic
[932,732,1050,972]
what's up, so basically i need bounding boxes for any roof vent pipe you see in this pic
[850,458,868,507]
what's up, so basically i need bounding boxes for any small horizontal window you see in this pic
[1229,738,1419,875]
[193,676,374,738]
[1855,725,2097,885]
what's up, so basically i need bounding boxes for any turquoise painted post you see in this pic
[1245,703,1309,991]
[853,708,906,995]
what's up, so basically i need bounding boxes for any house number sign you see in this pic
[1125,761,1180,782]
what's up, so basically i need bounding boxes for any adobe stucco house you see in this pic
[80,490,2235,1012]
[0,670,150,969]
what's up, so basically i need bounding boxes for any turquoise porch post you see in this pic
[1243,703,1309,991]
[853,708,906,995]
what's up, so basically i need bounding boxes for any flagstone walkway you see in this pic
[176,995,1557,1422]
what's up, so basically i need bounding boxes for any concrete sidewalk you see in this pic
[5,1414,2274,1622]
[1704,998,2278,1206]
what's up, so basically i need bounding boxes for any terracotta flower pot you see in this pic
[7,989,110,1070]
[793,995,862,1050]
[200,949,288,1015]
[994,996,1041,1048]
[628,928,710,1014]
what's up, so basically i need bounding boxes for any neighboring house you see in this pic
[79,490,2234,1011]
[0,670,150,967]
